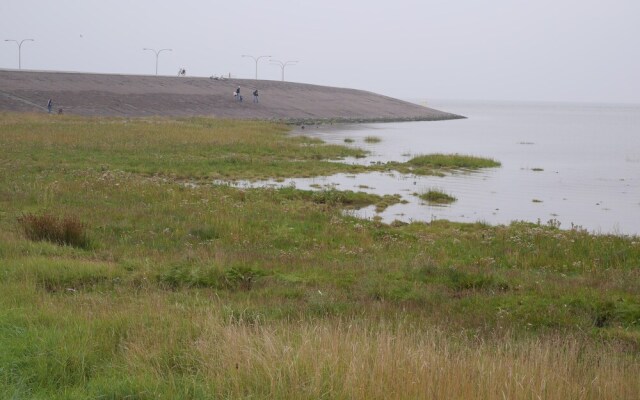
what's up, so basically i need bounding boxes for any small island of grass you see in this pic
[408,153,501,169]
[386,153,501,176]
[364,136,382,143]
[418,189,457,205]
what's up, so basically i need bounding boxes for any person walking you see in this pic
[47,99,53,113]
[235,87,241,102]
[253,89,259,103]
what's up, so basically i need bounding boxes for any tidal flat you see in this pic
[1,113,638,399]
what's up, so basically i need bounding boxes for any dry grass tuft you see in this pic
[17,212,90,248]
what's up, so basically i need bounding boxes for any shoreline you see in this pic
[279,114,466,126]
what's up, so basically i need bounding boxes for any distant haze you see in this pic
[2,0,639,104]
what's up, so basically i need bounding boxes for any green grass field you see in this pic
[1,113,638,399]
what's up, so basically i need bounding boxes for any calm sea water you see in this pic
[243,101,640,235]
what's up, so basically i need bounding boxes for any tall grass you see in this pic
[1,283,637,399]
[17,212,90,248]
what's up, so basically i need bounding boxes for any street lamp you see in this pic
[241,54,271,80]
[270,60,298,82]
[143,48,172,75]
[4,39,34,69]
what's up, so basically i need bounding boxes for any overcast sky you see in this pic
[2,0,639,103]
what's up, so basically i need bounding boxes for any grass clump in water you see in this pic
[407,153,501,169]
[364,136,381,143]
[385,153,501,176]
[418,190,457,205]
[276,187,399,211]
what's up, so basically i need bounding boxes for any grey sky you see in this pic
[2,0,639,103]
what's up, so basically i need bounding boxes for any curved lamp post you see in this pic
[241,54,271,80]
[4,39,34,69]
[270,60,298,82]
[143,48,172,75]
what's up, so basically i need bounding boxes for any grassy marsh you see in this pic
[1,113,639,399]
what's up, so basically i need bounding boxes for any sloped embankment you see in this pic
[0,70,463,122]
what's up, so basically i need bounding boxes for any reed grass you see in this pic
[1,287,637,399]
